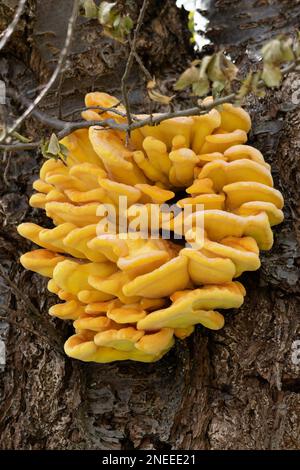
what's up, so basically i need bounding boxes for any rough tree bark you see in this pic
[0,0,299,450]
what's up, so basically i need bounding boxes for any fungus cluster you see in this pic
[17,93,284,363]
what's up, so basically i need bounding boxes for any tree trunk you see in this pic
[0,0,299,450]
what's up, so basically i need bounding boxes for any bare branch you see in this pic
[57,118,127,139]
[7,87,66,130]
[58,93,236,137]
[7,88,130,134]
[1,93,234,149]
[133,50,152,82]
[0,142,41,151]
[130,49,155,122]
[280,59,300,75]
[0,0,27,51]
[2,52,300,153]
[132,93,236,129]
[62,103,126,119]
[2,0,80,140]
[121,0,149,129]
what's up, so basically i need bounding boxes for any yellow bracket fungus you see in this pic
[137,282,245,330]
[17,93,284,363]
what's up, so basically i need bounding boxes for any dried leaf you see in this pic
[174,66,199,91]
[148,89,174,104]
[42,134,68,161]
[281,37,294,61]
[192,78,210,97]
[207,53,225,83]
[122,15,133,34]
[207,52,237,84]
[212,80,225,97]
[294,39,300,58]
[59,143,69,161]
[252,71,265,98]
[98,1,116,25]
[295,32,300,58]
[236,72,253,102]
[80,0,98,19]
[199,55,213,78]
[147,79,156,90]
[113,14,121,28]
[47,133,60,156]
[262,63,282,87]
[100,7,133,43]
[261,39,282,64]
[261,37,294,66]
[222,56,238,82]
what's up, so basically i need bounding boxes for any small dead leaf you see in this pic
[191,59,201,66]
[252,71,265,97]
[261,39,282,64]
[192,78,210,97]
[236,72,253,102]
[98,1,116,25]
[262,63,282,87]
[207,52,238,85]
[295,31,300,57]
[42,134,69,161]
[148,89,174,105]
[281,37,294,61]
[174,66,199,90]
[212,80,225,97]
[80,0,98,19]
[147,79,157,90]
[207,53,225,83]
[47,133,60,156]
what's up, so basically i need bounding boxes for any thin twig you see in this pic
[0,142,41,151]
[62,103,126,119]
[0,0,27,51]
[2,0,79,140]
[121,0,149,130]
[57,118,126,139]
[132,49,155,122]
[133,50,152,82]
[2,57,300,151]
[7,88,130,131]
[61,91,236,141]
[129,93,236,129]
[7,87,66,130]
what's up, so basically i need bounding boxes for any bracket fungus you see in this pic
[18,92,284,363]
